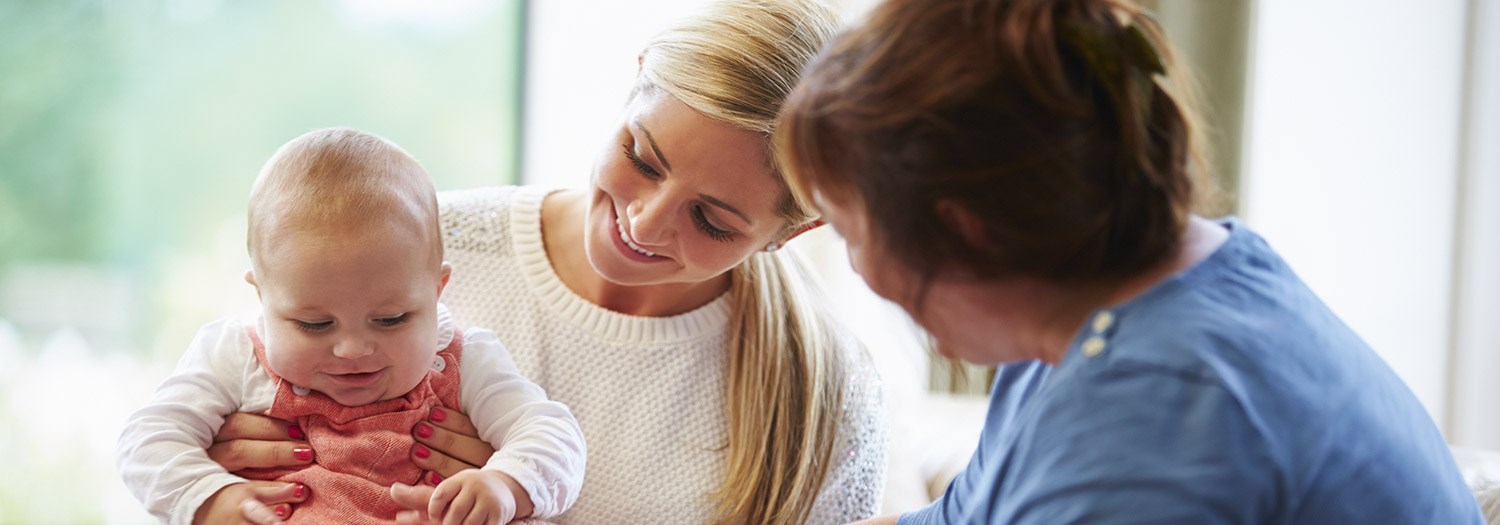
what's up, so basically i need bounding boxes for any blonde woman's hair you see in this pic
[637,1,847,523]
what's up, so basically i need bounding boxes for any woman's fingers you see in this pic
[237,481,308,524]
[208,438,315,472]
[413,408,495,475]
[239,498,283,525]
[217,413,302,442]
[210,413,311,472]
[245,480,309,506]
[411,441,483,479]
[426,407,475,435]
[419,470,444,487]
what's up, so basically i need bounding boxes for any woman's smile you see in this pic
[609,201,672,263]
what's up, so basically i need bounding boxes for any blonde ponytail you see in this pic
[633,1,848,522]
[718,250,846,524]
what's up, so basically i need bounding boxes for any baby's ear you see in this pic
[437,262,452,294]
[244,269,263,298]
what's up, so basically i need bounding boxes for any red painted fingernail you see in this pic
[430,407,446,422]
[293,447,313,462]
[287,425,304,440]
[274,505,288,518]
[430,472,443,484]
[416,423,434,438]
[293,483,306,499]
[414,445,430,459]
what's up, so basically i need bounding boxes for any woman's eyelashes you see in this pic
[621,143,740,243]
[692,204,736,242]
[622,144,661,179]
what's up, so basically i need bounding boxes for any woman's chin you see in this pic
[581,231,626,281]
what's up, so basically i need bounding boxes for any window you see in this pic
[0,1,523,521]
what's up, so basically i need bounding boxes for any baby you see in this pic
[117,128,585,524]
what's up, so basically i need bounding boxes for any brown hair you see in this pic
[777,0,1208,294]
[636,1,848,523]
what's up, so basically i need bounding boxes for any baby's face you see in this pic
[248,226,448,407]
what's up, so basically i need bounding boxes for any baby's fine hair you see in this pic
[246,127,440,265]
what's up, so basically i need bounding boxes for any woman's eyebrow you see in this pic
[631,119,673,172]
[699,193,753,226]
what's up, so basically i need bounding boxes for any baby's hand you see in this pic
[429,470,521,524]
[392,471,529,525]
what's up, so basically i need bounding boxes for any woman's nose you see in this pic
[627,197,673,246]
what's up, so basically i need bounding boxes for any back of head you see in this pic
[247,128,439,269]
[779,0,1207,291]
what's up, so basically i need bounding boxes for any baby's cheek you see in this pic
[264,336,321,385]
[395,332,444,381]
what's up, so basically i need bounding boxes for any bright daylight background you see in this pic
[1,0,1497,523]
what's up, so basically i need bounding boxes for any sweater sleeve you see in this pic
[807,335,891,524]
[458,327,587,519]
[116,318,260,525]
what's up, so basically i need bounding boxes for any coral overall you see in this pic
[239,328,463,523]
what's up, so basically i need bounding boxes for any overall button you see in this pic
[1092,310,1115,334]
[431,356,447,372]
[1082,335,1108,357]
[292,385,311,396]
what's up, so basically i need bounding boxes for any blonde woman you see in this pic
[203,1,888,524]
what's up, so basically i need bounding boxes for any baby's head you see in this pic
[244,128,450,407]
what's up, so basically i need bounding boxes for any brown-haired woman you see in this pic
[777,0,1482,523]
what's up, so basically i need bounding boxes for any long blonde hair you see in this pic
[637,1,846,523]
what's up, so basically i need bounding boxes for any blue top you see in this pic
[900,218,1482,524]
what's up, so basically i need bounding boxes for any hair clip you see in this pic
[1124,23,1165,76]
[1058,16,1165,126]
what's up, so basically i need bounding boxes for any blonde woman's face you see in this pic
[584,89,787,287]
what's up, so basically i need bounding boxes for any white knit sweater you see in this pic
[438,186,888,524]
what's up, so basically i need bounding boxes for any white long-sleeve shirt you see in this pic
[439,185,889,524]
[116,305,586,525]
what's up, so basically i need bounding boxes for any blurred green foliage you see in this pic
[0,1,117,264]
[0,2,523,520]
[1,0,522,268]
[0,0,522,341]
